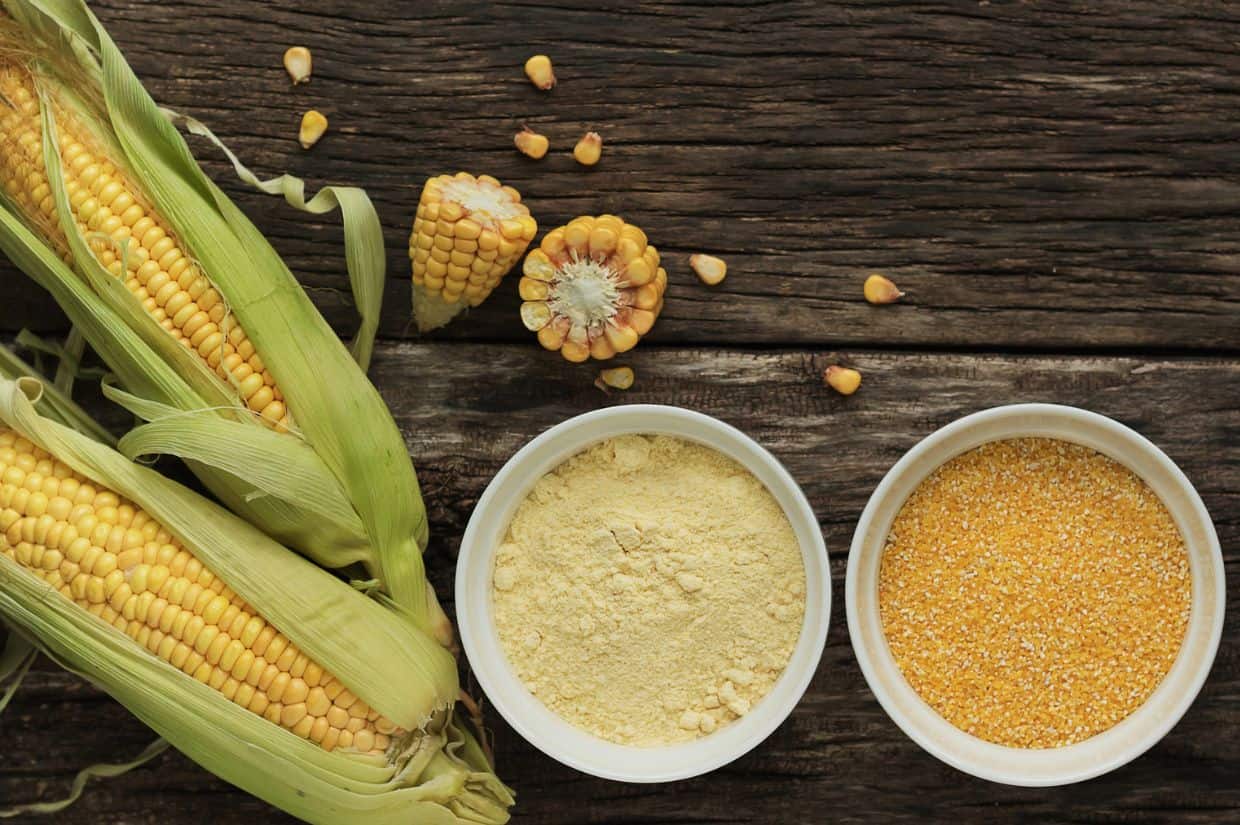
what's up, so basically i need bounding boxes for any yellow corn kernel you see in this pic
[864,273,904,304]
[283,46,312,84]
[595,367,634,392]
[523,54,555,90]
[514,127,549,160]
[299,110,328,149]
[690,253,727,286]
[824,365,861,396]
[572,132,602,167]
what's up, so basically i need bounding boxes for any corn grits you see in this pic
[878,437,1191,749]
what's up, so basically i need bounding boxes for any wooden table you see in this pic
[2,1,1237,822]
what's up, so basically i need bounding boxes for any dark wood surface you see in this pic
[1,1,1237,823]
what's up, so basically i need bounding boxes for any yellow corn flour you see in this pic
[491,435,806,746]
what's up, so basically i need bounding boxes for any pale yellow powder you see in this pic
[491,435,806,746]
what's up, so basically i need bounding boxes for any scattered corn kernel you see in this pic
[596,366,635,391]
[520,215,667,362]
[573,131,603,166]
[409,172,537,331]
[863,273,904,304]
[690,254,727,286]
[879,438,1191,749]
[824,365,861,395]
[298,110,327,149]
[514,127,549,160]
[283,46,312,84]
[524,54,556,90]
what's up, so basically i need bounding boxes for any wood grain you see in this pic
[1,0,1237,351]
[1,0,1237,822]
[3,343,1237,823]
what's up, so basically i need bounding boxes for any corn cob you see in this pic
[0,428,398,753]
[409,172,536,331]
[0,367,510,823]
[0,63,290,430]
[0,0,445,632]
[519,215,666,361]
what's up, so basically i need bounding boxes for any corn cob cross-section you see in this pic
[519,215,667,361]
[409,172,536,331]
[0,63,289,429]
[0,427,399,754]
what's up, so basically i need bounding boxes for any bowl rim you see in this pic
[845,402,1225,787]
[456,403,831,783]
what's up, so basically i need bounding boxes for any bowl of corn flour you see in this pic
[456,405,830,782]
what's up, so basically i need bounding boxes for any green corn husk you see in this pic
[0,341,112,442]
[0,370,512,823]
[0,0,450,641]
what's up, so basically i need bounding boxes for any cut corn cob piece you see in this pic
[0,63,291,430]
[519,215,667,362]
[0,426,398,754]
[409,172,537,331]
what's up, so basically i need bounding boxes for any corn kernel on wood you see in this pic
[298,110,327,149]
[573,131,602,166]
[824,365,860,395]
[523,54,556,90]
[514,126,549,160]
[690,253,727,285]
[283,47,312,84]
[864,273,903,304]
[520,215,667,362]
[595,366,634,391]
[409,172,536,331]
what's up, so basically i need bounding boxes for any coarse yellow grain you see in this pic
[878,437,1191,749]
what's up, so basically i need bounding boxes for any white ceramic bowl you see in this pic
[846,403,1225,786]
[456,404,830,783]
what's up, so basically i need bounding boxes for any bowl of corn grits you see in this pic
[846,403,1224,787]
[455,404,830,782]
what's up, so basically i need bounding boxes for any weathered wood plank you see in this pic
[3,343,1237,823]
[1,0,1238,350]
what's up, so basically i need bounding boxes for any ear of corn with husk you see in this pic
[0,0,447,639]
[0,369,512,823]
